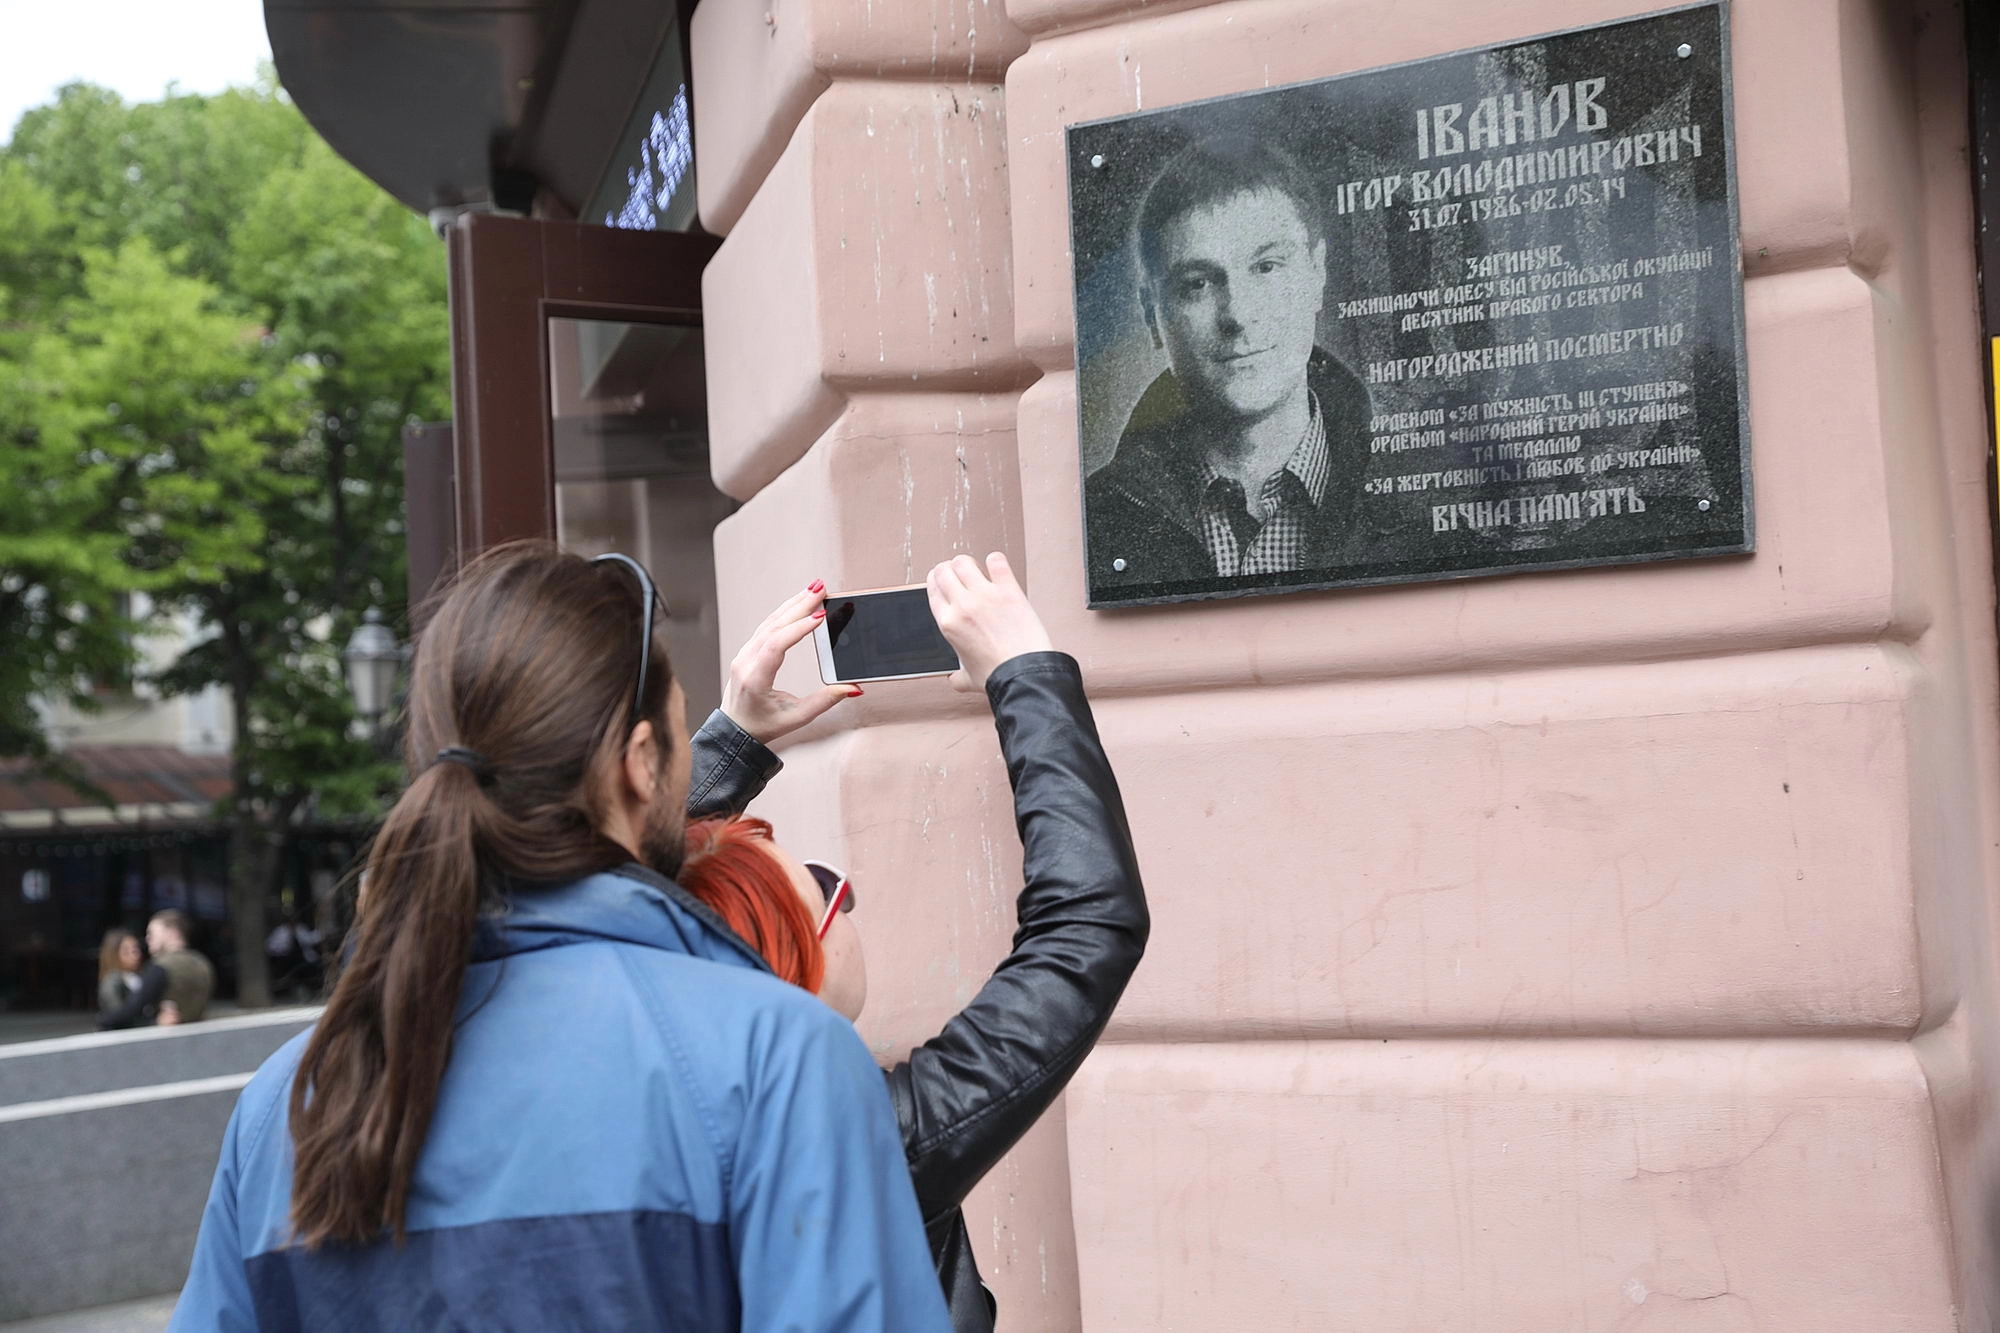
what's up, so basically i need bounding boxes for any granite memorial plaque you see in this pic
[1067,2,1751,608]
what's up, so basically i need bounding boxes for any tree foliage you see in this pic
[0,157,121,767]
[1,77,451,1001]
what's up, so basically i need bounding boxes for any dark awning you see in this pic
[0,747,232,831]
[262,0,685,217]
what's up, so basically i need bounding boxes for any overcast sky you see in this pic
[0,0,272,142]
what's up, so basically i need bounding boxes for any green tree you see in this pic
[9,80,309,293]
[231,130,452,617]
[0,158,130,774]
[156,132,449,1003]
[2,81,450,1004]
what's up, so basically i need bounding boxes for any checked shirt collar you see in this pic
[1197,391,1330,578]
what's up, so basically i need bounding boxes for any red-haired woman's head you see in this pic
[680,816,832,998]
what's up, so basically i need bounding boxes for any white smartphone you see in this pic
[812,584,961,684]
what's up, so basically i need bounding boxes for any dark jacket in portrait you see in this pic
[1084,347,1373,600]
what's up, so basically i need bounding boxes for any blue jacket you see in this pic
[170,862,952,1332]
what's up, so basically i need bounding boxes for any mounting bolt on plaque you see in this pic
[1111,558,1128,572]
[1090,154,1106,169]
[1698,499,1712,511]
[1676,42,1693,58]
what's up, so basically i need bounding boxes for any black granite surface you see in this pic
[1067,3,1751,607]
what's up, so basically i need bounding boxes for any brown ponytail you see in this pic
[287,542,675,1248]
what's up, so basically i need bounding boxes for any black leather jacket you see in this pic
[684,651,1149,1331]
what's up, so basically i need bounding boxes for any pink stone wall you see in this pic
[693,3,1084,1325]
[693,0,2000,1325]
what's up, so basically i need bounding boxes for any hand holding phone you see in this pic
[723,582,863,743]
[812,553,1052,690]
[925,553,1052,692]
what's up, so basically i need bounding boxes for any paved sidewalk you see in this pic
[0,1012,97,1046]
[0,1004,249,1047]
[0,1296,176,1331]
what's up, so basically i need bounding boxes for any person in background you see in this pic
[265,916,302,992]
[170,542,948,1332]
[292,915,322,969]
[96,928,144,1022]
[680,552,1149,1331]
[146,909,214,1027]
[97,910,213,1030]
[265,914,324,1001]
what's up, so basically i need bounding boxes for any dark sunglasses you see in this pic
[589,552,670,729]
[802,860,855,941]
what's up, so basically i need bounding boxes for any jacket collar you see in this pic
[471,864,773,976]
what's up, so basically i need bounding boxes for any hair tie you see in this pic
[433,747,494,785]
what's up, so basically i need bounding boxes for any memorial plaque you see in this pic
[1067,2,1750,608]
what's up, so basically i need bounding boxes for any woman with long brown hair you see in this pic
[95,928,143,1021]
[170,542,950,1332]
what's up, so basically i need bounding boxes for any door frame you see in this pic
[1970,2,2000,597]
[443,214,721,558]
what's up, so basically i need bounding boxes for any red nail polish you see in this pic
[849,687,864,696]
[812,608,826,620]
[808,579,824,594]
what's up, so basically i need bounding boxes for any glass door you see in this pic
[548,316,733,716]
[443,217,730,716]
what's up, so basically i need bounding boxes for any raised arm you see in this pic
[884,555,1149,1217]
[686,711,783,819]
[687,580,862,819]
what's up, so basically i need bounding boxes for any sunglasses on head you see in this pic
[802,860,855,940]
[589,552,671,729]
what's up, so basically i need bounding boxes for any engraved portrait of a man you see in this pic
[1085,135,1372,597]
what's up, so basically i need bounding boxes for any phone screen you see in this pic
[820,587,960,682]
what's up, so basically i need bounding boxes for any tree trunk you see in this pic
[229,804,273,1008]
[223,612,273,1008]
[329,421,352,612]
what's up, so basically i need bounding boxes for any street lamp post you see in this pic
[341,608,404,737]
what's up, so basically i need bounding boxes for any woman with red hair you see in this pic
[680,551,1148,1333]
[678,816,824,996]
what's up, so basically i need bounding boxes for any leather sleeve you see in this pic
[882,651,1149,1218]
[685,710,784,820]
